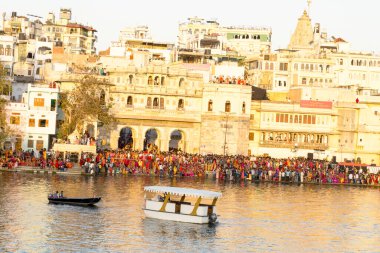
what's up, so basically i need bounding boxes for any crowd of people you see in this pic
[2,148,380,186]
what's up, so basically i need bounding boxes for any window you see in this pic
[153,97,159,108]
[249,132,254,141]
[0,45,3,55]
[279,63,288,71]
[147,97,152,107]
[38,119,49,127]
[242,102,246,114]
[160,98,164,109]
[50,99,56,111]
[154,76,160,85]
[127,96,133,106]
[27,140,34,148]
[161,76,165,86]
[208,100,213,112]
[5,45,11,56]
[36,140,44,150]
[34,98,45,107]
[178,99,184,110]
[29,118,35,127]
[148,76,153,85]
[179,78,185,87]
[225,101,231,113]
[302,78,306,85]
[10,116,20,125]
[129,75,133,84]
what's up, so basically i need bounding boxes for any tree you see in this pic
[0,64,12,145]
[57,75,115,139]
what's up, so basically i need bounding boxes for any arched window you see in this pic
[154,76,159,85]
[0,45,4,55]
[178,99,184,110]
[161,76,165,86]
[127,96,133,107]
[129,75,133,84]
[36,67,40,75]
[225,101,231,113]
[147,97,152,108]
[242,102,246,113]
[148,76,153,85]
[160,98,164,109]
[208,100,213,112]
[179,78,185,87]
[294,63,298,70]
[153,97,159,108]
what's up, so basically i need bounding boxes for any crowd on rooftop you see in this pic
[211,75,249,85]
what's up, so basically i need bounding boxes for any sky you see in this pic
[1,0,380,53]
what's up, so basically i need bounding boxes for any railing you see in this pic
[260,140,328,150]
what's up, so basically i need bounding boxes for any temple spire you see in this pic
[307,0,312,17]
[288,10,314,50]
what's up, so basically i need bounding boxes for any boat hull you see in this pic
[48,197,101,206]
[144,209,213,224]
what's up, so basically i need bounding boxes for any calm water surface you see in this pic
[0,173,379,252]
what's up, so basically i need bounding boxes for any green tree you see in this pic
[0,64,11,145]
[57,75,115,139]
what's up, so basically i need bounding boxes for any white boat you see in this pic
[143,186,222,224]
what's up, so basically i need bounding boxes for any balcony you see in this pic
[260,140,328,150]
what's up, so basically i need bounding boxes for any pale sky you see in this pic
[2,0,379,53]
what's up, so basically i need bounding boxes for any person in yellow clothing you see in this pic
[43,149,47,161]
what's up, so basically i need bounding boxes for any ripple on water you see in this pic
[0,174,379,252]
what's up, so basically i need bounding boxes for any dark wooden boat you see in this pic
[48,196,101,206]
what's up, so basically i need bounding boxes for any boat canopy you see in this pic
[144,186,222,199]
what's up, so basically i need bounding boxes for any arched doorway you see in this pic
[169,130,185,152]
[144,129,158,151]
[118,127,133,149]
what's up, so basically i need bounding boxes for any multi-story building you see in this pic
[0,35,16,77]
[108,26,175,64]
[53,62,251,156]
[178,17,272,58]
[1,12,43,40]
[42,8,97,55]
[4,83,59,152]
[246,10,380,94]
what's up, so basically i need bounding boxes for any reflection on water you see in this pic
[0,174,379,252]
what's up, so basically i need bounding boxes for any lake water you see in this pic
[0,173,379,252]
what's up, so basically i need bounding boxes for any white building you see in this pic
[4,83,59,152]
[0,35,16,77]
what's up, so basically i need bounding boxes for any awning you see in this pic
[144,186,222,199]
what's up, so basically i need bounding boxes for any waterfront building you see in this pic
[52,61,251,156]
[4,83,59,152]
